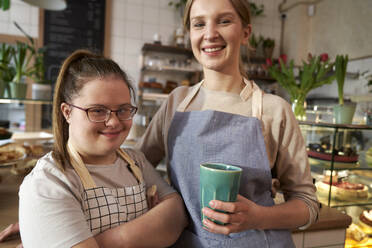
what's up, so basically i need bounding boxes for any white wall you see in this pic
[0,0,39,37]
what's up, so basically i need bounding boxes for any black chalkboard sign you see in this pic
[42,0,105,129]
[43,0,106,84]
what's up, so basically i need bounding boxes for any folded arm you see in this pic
[95,192,188,248]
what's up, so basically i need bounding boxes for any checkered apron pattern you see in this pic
[81,182,148,235]
[67,143,148,235]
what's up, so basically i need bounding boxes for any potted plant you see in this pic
[8,40,32,99]
[248,33,263,58]
[267,53,336,120]
[263,38,275,58]
[0,43,15,98]
[14,22,52,100]
[333,55,355,124]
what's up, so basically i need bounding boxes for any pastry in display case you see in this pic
[299,121,372,247]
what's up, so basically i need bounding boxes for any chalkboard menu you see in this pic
[42,0,105,129]
[43,0,106,84]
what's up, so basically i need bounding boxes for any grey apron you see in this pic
[168,81,295,248]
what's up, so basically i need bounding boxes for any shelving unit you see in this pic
[0,98,52,132]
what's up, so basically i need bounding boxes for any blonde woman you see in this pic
[18,50,187,248]
[137,0,319,247]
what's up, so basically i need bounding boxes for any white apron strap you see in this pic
[67,140,96,189]
[251,84,263,120]
[177,81,204,112]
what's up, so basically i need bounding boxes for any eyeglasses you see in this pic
[67,103,137,123]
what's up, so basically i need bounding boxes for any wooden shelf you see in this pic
[142,66,200,73]
[0,98,52,105]
[299,121,372,130]
[141,92,169,101]
[142,43,193,56]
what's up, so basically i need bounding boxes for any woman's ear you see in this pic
[61,103,72,124]
[241,24,252,45]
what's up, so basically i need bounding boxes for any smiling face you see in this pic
[61,76,133,164]
[189,0,250,75]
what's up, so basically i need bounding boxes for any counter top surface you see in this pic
[0,169,352,246]
[293,204,352,233]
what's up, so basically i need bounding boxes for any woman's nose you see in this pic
[204,23,219,40]
[104,111,121,127]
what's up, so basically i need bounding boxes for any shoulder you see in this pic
[262,93,294,121]
[20,152,75,199]
[262,93,291,112]
[167,83,200,106]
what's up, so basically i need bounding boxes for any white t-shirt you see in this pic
[19,148,175,248]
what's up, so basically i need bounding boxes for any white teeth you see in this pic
[204,47,222,52]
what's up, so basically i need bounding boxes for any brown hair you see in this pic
[52,49,135,170]
[183,0,251,77]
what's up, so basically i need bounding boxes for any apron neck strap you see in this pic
[251,84,263,120]
[67,140,96,189]
[177,80,204,112]
[116,149,144,183]
[177,78,264,120]
[67,140,144,190]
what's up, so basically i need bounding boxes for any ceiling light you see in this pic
[22,0,67,11]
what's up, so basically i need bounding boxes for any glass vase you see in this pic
[292,97,307,121]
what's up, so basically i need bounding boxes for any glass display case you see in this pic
[299,121,372,246]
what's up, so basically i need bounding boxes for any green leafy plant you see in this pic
[0,43,15,83]
[12,41,32,84]
[263,38,275,49]
[335,55,349,105]
[249,33,263,49]
[267,53,336,119]
[249,2,264,16]
[168,0,187,9]
[14,21,50,85]
[0,0,10,11]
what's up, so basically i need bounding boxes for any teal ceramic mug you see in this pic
[200,162,242,225]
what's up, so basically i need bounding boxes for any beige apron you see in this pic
[68,142,148,235]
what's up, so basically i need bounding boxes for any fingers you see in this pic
[202,216,240,235]
[208,199,240,214]
[0,223,20,242]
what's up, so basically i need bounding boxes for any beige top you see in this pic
[136,80,319,228]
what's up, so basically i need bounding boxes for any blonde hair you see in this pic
[183,0,251,77]
[52,49,135,170]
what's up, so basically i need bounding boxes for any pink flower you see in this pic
[279,54,287,64]
[320,53,329,62]
[266,58,273,67]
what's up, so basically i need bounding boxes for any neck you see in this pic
[202,69,245,94]
[82,152,118,165]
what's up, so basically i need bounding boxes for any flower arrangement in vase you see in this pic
[333,55,355,124]
[266,53,336,120]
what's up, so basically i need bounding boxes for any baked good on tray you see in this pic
[307,143,359,163]
[359,210,372,234]
[315,179,368,201]
[0,143,27,164]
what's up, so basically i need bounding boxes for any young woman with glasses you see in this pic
[136,0,319,247]
[15,50,187,248]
